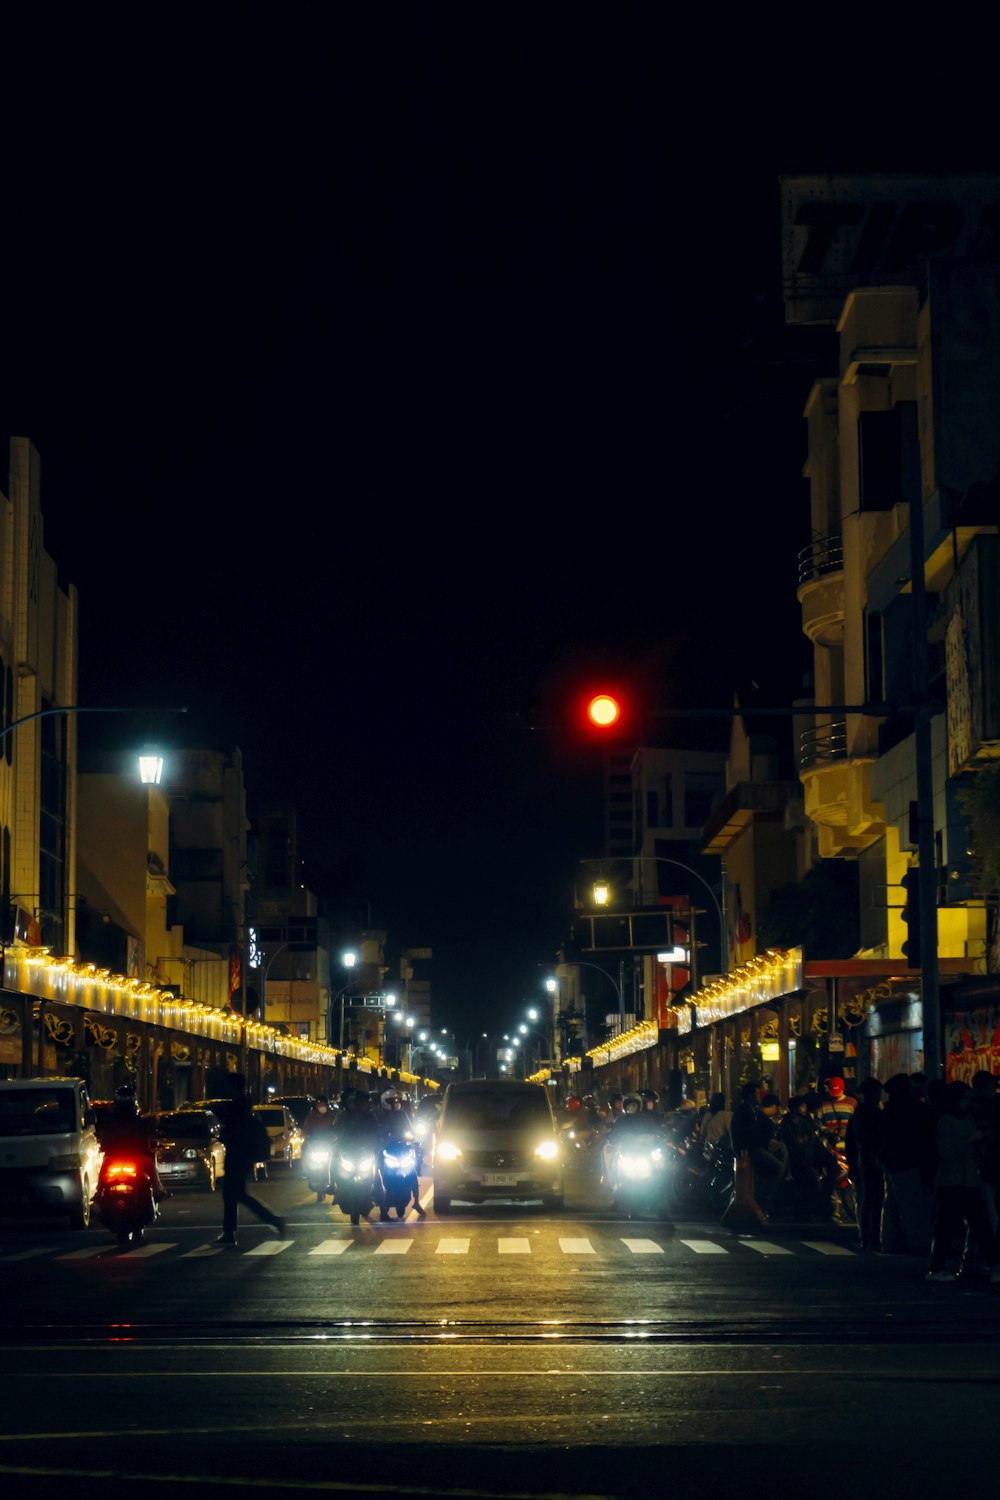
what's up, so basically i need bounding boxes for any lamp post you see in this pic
[584,853,727,991]
[332,950,360,1048]
[517,1022,548,1074]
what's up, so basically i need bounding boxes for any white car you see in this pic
[252,1103,304,1171]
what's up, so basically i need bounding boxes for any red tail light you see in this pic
[105,1159,140,1183]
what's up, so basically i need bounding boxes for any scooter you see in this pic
[333,1143,378,1226]
[303,1138,335,1203]
[95,1151,159,1247]
[607,1131,673,1220]
[665,1135,731,1216]
[378,1135,421,1220]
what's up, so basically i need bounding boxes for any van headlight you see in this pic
[534,1139,559,1161]
[48,1153,81,1170]
[436,1140,463,1162]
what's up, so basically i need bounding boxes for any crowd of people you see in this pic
[560,1071,1000,1284]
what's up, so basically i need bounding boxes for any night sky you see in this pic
[1,11,990,1031]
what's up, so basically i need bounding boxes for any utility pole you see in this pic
[909,490,942,1080]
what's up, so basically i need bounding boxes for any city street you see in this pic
[1,1155,999,1498]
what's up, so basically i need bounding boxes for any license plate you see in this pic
[481,1173,519,1187]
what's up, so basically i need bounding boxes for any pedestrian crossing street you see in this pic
[2,1232,860,1263]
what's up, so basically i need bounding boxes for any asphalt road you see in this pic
[2,1153,998,1500]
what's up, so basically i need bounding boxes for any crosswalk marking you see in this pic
[24,1232,862,1264]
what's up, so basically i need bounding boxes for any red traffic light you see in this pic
[586,693,623,729]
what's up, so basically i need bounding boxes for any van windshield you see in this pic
[0,1089,77,1136]
[445,1090,551,1130]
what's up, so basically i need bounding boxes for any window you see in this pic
[859,402,919,512]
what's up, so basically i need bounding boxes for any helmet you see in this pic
[566,1096,582,1112]
[340,1087,359,1110]
[639,1089,658,1104]
[381,1089,402,1108]
[622,1093,643,1115]
[113,1083,139,1115]
[826,1076,846,1098]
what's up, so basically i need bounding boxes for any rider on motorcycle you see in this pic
[377,1088,424,1220]
[101,1084,167,1199]
[302,1094,338,1203]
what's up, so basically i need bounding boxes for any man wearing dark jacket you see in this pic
[214,1073,286,1247]
[731,1084,787,1212]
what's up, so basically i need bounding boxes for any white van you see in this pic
[431,1079,564,1214]
[0,1077,103,1229]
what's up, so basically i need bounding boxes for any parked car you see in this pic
[252,1103,304,1171]
[150,1109,226,1192]
[267,1094,314,1128]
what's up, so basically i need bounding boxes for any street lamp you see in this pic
[583,853,727,989]
[517,1022,548,1074]
[333,950,359,1048]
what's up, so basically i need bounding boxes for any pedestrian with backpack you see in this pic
[213,1072,286,1247]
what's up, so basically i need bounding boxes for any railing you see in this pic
[797,530,843,587]
[799,719,848,770]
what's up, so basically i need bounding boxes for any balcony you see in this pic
[797,530,844,648]
[799,719,885,856]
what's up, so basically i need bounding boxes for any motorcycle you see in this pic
[303,1137,335,1203]
[607,1130,673,1220]
[95,1151,159,1247]
[378,1134,420,1220]
[666,1135,733,1217]
[332,1142,378,1226]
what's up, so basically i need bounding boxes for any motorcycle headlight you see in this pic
[436,1140,462,1162]
[307,1147,331,1166]
[534,1139,559,1161]
[651,1147,664,1164]
[620,1153,652,1181]
[338,1155,355,1174]
[384,1151,415,1171]
[358,1153,375,1174]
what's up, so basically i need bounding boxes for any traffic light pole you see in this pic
[908,489,942,1081]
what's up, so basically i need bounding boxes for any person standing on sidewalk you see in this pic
[926,1081,998,1283]
[214,1073,286,1248]
[878,1072,935,1256]
[845,1077,885,1250]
